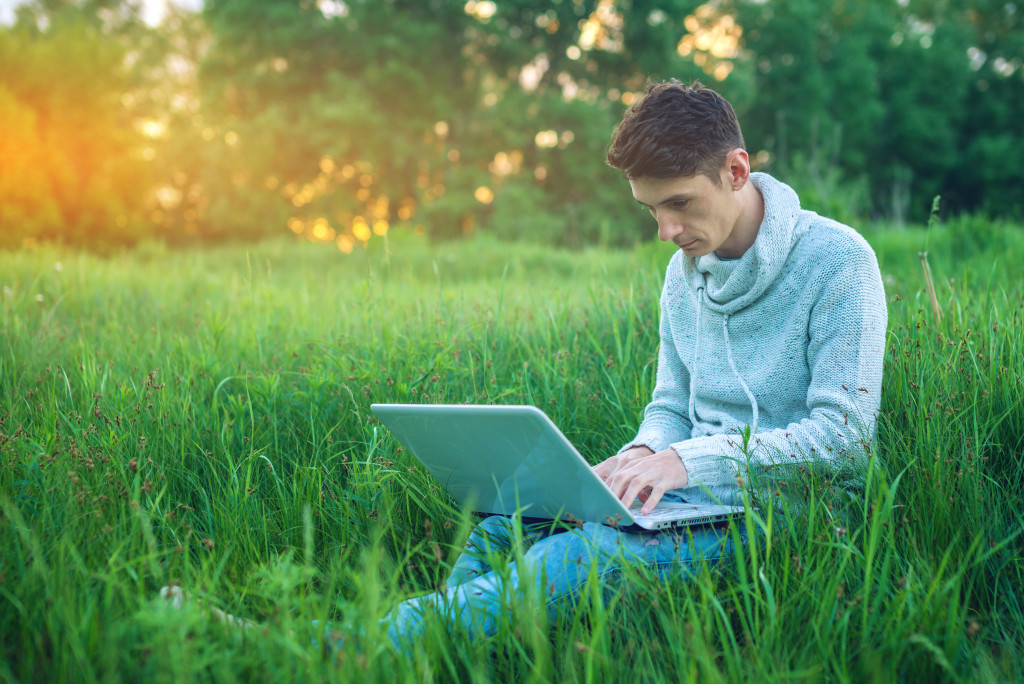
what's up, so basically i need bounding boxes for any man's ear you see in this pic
[725,148,751,190]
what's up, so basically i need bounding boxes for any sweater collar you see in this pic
[683,172,804,315]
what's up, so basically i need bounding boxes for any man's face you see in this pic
[629,164,745,259]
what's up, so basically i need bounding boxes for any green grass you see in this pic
[1,223,1023,682]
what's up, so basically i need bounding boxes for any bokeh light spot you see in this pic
[352,218,371,241]
[465,1,496,20]
[535,130,558,148]
[474,186,494,204]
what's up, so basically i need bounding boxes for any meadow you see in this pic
[1,217,1023,682]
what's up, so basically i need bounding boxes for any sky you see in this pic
[0,0,203,26]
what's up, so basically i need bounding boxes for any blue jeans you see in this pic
[363,512,742,650]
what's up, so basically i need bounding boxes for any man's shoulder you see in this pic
[793,211,878,267]
[663,249,686,284]
[659,251,696,304]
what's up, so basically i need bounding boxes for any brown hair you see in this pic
[606,79,745,184]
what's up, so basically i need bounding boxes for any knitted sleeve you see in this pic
[618,284,694,454]
[670,246,887,491]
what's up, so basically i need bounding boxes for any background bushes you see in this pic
[2,0,1022,250]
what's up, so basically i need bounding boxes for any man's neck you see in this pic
[717,182,765,259]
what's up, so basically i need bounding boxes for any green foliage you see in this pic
[732,0,1023,222]
[182,0,672,246]
[0,0,154,248]
[2,0,1024,246]
[777,150,872,229]
[2,223,1024,680]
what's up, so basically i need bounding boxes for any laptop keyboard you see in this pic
[629,503,702,522]
[627,502,734,529]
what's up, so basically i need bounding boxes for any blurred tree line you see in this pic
[1,0,1021,250]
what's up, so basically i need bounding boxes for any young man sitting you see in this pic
[164,79,887,652]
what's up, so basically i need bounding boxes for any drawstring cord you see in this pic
[689,287,704,429]
[723,314,759,433]
[690,284,760,436]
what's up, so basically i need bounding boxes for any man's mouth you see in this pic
[678,239,698,250]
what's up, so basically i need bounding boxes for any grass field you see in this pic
[2,217,1023,682]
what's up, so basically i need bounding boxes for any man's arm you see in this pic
[617,282,694,455]
[594,273,694,512]
[596,243,887,510]
[667,246,888,492]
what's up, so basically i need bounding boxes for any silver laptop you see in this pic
[370,403,743,531]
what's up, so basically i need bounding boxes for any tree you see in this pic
[176,0,727,247]
[732,0,1022,221]
[0,0,154,247]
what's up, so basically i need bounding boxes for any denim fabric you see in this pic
[372,512,742,650]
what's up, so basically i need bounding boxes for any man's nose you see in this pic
[657,214,683,242]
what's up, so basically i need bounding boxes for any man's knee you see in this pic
[466,515,515,552]
[523,523,614,574]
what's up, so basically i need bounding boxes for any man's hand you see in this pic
[592,446,689,514]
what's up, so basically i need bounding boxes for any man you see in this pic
[595,79,887,514]
[165,80,887,651]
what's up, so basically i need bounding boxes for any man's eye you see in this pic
[672,200,689,209]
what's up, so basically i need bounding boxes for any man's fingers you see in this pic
[610,458,661,502]
[592,457,619,480]
[604,464,640,497]
[640,484,668,515]
[605,472,627,500]
[595,449,652,480]
[608,464,646,500]
[594,453,638,478]
[620,475,656,510]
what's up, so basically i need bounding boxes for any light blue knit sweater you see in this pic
[621,172,887,506]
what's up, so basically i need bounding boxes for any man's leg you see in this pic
[446,515,552,586]
[315,514,552,650]
[381,520,739,650]
[524,522,737,616]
